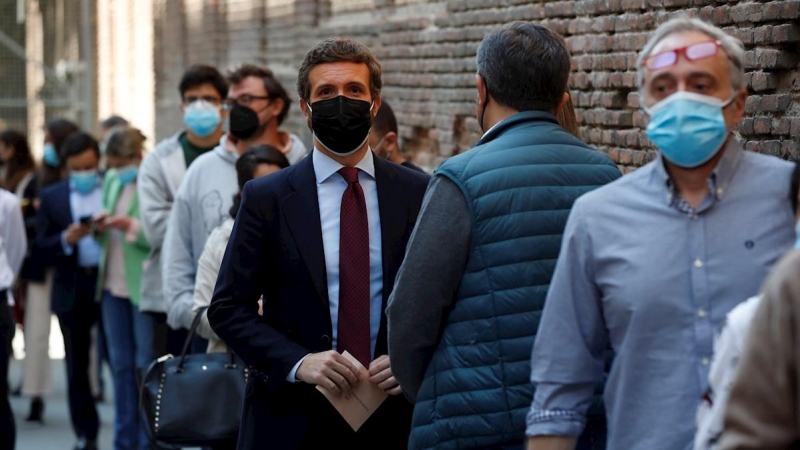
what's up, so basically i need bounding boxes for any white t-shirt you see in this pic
[694,295,762,450]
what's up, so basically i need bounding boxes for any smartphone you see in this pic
[79,215,93,226]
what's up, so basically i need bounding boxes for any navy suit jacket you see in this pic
[208,153,429,450]
[35,179,98,314]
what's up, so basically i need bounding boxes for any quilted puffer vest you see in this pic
[409,111,621,450]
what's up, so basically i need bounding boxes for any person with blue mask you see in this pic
[35,132,103,450]
[137,65,228,361]
[93,126,150,450]
[716,162,800,449]
[526,17,796,450]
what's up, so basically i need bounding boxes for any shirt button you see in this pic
[692,214,699,220]
[701,358,710,366]
[694,259,703,268]
[716,188,724,196]
[697,309,707,318]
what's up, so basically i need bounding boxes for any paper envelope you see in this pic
[316,351,389,431]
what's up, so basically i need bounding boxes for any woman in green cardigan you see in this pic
[94,126,151,450]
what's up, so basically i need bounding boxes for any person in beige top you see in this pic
[192,145,289,353]
[716,161,800,449]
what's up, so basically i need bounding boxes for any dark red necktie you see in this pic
[336,167,371,366]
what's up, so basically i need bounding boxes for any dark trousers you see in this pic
[56,269,100,442]
[0,292,16,450]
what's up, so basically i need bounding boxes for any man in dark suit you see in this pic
[208,38,429,450]
[36,132,103,450]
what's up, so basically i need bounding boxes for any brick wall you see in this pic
[153,0,800,172]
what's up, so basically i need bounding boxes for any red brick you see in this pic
[754,117,772,134]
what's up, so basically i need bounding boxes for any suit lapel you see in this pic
[56,180,75,226]
[282,156,330,307]
[374,156,408,356]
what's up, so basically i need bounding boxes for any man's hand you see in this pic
[92,213,109,233]
[369,355,402,395]
[64,223,90,245]
[295,351,361,397]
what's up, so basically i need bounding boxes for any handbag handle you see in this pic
[176,307,236,372]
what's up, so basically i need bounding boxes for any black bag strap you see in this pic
[177,307,236,370]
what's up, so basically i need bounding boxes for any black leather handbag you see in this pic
[139,308,248,447]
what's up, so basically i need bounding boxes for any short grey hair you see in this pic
[637,17,745,93]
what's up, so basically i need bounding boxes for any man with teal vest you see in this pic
[386,22,621,450]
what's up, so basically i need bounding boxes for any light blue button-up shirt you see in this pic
[526,139,796,450]
[61,181,103,268]
[287,149,383,381]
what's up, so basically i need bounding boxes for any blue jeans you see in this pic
[101,291,152,450]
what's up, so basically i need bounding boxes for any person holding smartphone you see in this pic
[93,125,151,450]
[35,131,103,450]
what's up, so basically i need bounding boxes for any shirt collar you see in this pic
[653,136,744,207]
[312,148,375,184]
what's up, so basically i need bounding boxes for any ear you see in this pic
[269,98,285,117]
[385,131,398,147]
[728,88,748,128]
[371,95,382,118]
[475,74,487,106]
[552,92,570,117]
[300,98,310,120]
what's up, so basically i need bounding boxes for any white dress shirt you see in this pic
[0,189,27,303]
[288,148,383,381]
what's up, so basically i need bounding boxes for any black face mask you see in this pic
[228,103,267,141]
[308,96,372,156]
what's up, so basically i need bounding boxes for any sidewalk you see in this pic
[9,357,115,450]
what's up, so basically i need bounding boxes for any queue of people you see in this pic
[0,13,798,450]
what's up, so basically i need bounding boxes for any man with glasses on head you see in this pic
[162,65,306,335]
[525,17,796,450]
[138,64,229,355]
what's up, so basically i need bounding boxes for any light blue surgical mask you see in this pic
[644,91,734,169]
[183,100,221,138]
[795,221,800,249]
[70,169,99,195]
[116,165,138,186]
[43,143,59,167]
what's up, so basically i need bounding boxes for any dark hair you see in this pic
[228,65,291,125]
[105,126,146,159]
[477,22,571,112]
[179,65,229,101]
[791,161,800,214]
[229,145,290,218]
[297,38,382,102]
[373,100,398,139]
[45,119,79,156]
[61,132,100,161]
[41,119,79,186]
[100,115,129,130]
[557,94,579,138]
[0,130,35,191]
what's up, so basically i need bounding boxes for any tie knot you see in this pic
[338,167,360,184]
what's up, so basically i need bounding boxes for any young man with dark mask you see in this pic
[162,65,306,333]
[367,101,425,173]
[207,39,429,450]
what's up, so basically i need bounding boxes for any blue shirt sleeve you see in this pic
[526,198,609,437]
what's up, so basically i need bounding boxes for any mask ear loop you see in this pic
[479,81,490,133]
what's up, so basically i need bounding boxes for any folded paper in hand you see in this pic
[316,351,388,431]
